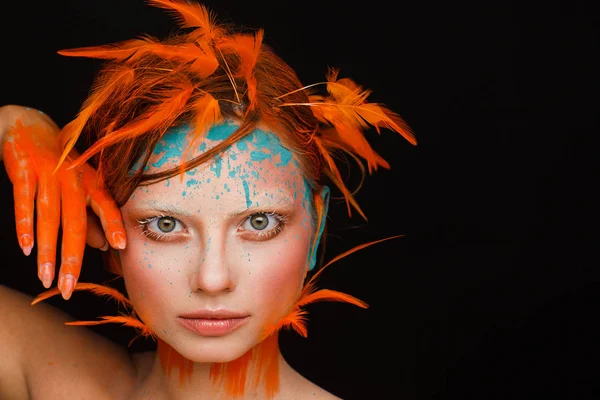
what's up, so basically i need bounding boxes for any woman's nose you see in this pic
[191,237,235,294]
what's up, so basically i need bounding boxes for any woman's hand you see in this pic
[0,105,126,300]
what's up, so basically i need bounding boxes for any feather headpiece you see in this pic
[40,0,416,397]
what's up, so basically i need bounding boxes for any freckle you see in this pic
[47,361,54,366]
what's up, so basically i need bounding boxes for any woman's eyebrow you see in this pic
[133,203,195,217]
[227,196,296,218]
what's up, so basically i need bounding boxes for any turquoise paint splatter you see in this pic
[242,180,251,208]
[207,123,237,141]
[150,126,191,169]
[210,154,222,177]
[186,178,200,187]
[250,150,271,162]
[237,141,248,151]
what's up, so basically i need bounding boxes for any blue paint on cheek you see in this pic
[182,191,187,197]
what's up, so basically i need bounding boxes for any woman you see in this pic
[0,1,415,398]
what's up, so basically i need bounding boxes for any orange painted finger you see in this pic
[86,210,109,250]
[35,171,61,288]
[3,140,37,256]
[88,190,127,250]
[80,162,126,249]
[57,168,87,300]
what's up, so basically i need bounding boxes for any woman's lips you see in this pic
[177,312,250,337]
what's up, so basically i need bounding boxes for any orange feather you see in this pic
[178,93,223,176]
[217,31,264,110]
[147,0,222,40]
[58,36,219,78]
[261,235,404,340]
[69,80,194,169]
[66,313,155,346]
[54,66,135,173]
[30,282,133,309]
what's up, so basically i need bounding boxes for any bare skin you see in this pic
[0,284,340,399]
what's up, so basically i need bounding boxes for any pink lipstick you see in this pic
[177,309,249,337]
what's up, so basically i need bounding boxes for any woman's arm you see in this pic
[0,284,137,399]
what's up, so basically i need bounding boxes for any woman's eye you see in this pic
[249,214,269,230]
[155,216,177,233]
[240,212,286,240]
[138,215,183,241]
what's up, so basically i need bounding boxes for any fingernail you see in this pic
[40,263,54,289]
[58,274,76,300]
[113,232,126,250]
[20,234,33,256]
[100,241,109,251]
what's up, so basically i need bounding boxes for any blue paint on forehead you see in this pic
[150,121,295,169]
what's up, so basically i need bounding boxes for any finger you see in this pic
[3,140,36,256]
[86,209,108,251]
[81,165,126,249]
[36,171,61,288]
[58,169,87,300]
[88,190,127,250]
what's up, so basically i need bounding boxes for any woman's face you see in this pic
[119,122,315,362]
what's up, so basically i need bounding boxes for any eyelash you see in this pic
[135,211,289,243]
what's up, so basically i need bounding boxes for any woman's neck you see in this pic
[134,335,303,400]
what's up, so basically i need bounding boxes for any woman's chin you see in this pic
[170,337,256,364]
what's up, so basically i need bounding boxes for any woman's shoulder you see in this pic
[0,284,138,400]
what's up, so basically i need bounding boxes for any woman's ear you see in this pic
[308,186,330,271]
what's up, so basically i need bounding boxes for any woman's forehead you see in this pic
[147,122,295,172]
[132,122,312,212]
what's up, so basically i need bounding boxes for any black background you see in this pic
[0,1,597,399]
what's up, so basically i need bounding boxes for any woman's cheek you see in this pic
[252,237,310,320]
[120,244,176,323]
